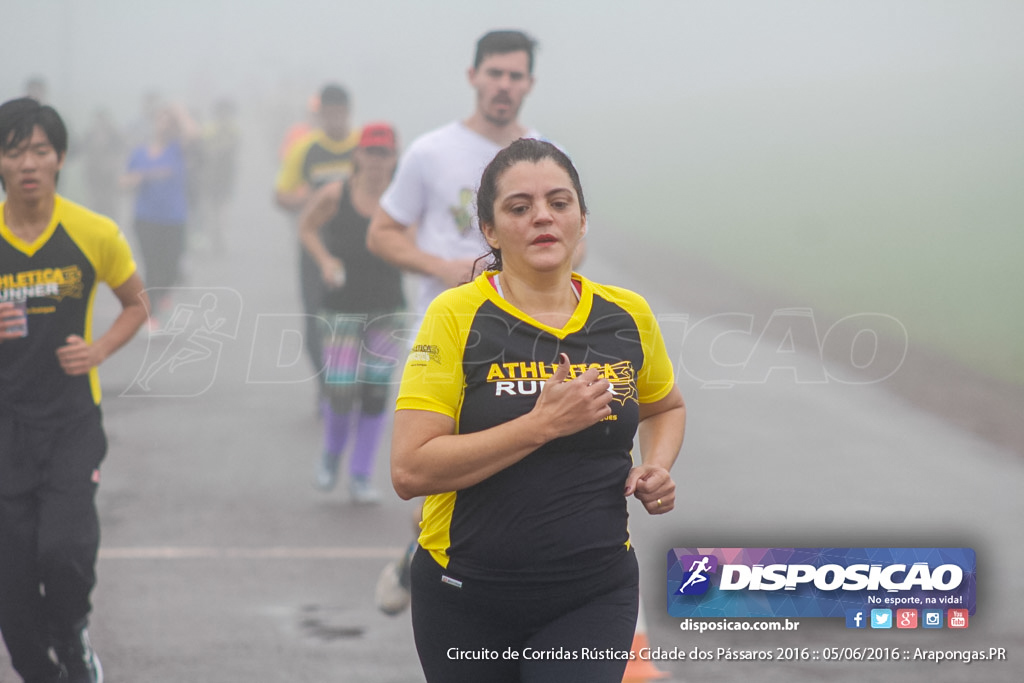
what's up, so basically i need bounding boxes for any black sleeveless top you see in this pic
[320,181,405,313]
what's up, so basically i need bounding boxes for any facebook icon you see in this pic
[845,609,867,629]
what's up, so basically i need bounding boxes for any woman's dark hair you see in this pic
[475,138,587,272]
[0,97,68,190]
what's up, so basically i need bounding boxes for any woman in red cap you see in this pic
[299,122,405,503]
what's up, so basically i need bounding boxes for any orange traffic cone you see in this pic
[622,601,671,682]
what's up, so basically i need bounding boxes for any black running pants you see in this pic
[411,546,639,683]
[0,410,106,682]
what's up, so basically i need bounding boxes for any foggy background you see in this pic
[4,0,1021,385]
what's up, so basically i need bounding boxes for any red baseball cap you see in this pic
[359,122,396,150]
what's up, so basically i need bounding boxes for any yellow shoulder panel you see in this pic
[56,197,137,288]
[396,279,488,417]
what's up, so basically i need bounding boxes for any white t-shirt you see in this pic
[380,121,542,314]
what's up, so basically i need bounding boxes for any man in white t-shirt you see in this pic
[367,30,543,315]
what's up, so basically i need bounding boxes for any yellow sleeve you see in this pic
[274,133,314,192]
[99,222,138,288]
[58,199,137,288]
[633,296,676,404]
[395,292,473,418]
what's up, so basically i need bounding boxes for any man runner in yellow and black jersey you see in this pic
[0,97,149,683]
[274,84,360,386]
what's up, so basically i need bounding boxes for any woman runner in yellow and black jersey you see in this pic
[391,138,686,682]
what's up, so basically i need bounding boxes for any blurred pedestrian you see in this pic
[0,97,149,683]
[183,106,207,252]
[274,84,361,397]
[298,122,405,503]
[392,138,685,682]
[23,77,47,104]
[122,103,199,330]
[124,91,161,151]
[197,98,241,254]
[79,108,124,220]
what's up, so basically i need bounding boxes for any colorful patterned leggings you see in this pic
[321,311,406,415]
[320,311,407,477]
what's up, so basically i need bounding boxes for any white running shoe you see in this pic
[349,476,381,504]
[376,541,415,616]
[314,451,341,491]
[58,626,103,683]
[375,560,411,615]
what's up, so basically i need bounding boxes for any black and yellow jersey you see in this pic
[0,196,137,423]
[274,128,360,193]
[397,272,675,584]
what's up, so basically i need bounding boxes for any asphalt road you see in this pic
[3,133,1022,683]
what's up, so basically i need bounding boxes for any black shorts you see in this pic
[410,546,639,683]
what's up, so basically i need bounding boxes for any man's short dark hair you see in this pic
[0,97,68,190]
[320,84,350,108]
[474,30,537,73]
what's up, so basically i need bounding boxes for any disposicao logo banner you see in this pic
[667,548,975,618]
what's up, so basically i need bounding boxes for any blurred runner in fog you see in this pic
[122,103,200,330]
[79,109,124,220]
[274,84,361,399]
[23,76,48,104]
[183,106,206,253]
[0,97,149,683]
[124,91,161,151]
[298,123,405,503]
[196,98,240,255]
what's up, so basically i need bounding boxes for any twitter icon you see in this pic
[870,609,893,629]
